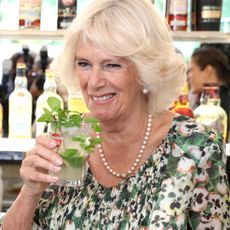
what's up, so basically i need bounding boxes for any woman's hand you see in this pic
[20,135,63,198]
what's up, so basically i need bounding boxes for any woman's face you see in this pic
[75,42,144,122]
[188,58,206,94]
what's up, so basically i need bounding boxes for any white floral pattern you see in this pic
[31,115,230,230]
[1,115,228,230]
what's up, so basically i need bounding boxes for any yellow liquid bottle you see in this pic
[68,91,88,113]
[35,70,64,136]
[9,63,32,139]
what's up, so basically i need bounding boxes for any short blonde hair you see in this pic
[58,0,187,113]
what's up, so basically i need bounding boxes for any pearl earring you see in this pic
[142,88,149,95]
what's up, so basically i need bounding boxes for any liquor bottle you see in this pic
[171,83,194,118]
[194,84,227,141]
[191,0,223,31]
[166,0,188,31]
[67,91,88,113]
[19,0,41,29]
[57,0,77,29]
[8,63,32,139]
[0,102,3,137]
[35,70,64,136]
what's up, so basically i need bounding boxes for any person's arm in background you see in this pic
[0,136,62,230]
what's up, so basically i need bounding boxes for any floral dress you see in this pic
[16,115,230,229]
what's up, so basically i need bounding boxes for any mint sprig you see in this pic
[37,97,101,167]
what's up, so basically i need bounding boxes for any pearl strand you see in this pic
[96,114,152,179]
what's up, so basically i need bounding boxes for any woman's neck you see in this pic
[99,110,150,146]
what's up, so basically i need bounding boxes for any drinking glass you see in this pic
[50,124,90,187]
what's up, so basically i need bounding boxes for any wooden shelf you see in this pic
[0,30,230,43]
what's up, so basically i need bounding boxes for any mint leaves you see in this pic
[37,97,101,167]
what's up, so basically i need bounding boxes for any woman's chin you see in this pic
[91,110,112,122]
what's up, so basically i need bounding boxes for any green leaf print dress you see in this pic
[30,115,230,229]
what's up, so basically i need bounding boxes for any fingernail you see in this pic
[53,165,61,172]
[50,176,59,182]
[56,158,63,165]
[50,141,57,148]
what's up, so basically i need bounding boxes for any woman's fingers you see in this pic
[36,134,58,149]
[27,136,63,167]
[19,135,64,193]
[22,151,62,174]
[20,165,59,184]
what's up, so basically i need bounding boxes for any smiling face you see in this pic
[75,42,146,123]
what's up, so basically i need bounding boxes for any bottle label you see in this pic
[9,92,32,138]
[19,0,41,29]
[60,20,72,28]
[57,0,77,29]
[169,0,188,15]
[170,19,186,26]
[201,6,221,20]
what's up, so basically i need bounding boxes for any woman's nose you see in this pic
[88,67,106,90]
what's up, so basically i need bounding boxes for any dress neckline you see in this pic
[85,114,186,189]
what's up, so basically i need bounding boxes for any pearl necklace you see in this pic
[96,114,152,179]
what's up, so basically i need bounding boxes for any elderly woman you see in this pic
[1,0,229,229]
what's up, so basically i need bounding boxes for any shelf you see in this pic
[0,30,64,40]
[0,138,35,152]
[172,31,230,43]
[0,30,230,43]
[0,151,24,163]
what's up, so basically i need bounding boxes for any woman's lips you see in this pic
[92,94,115,103]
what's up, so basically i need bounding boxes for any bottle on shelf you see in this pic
[191,0,223,31]
[8,63,32,139]
[170,83,194,118]
[57,0,77,29]
[194,84,227,141]
[19,0,41,29]
[165,0,188,31]
[0,102,3,138]
[67,91,88,113]
[35,70,64,137]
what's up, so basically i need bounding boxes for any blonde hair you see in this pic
[58,0,187,113]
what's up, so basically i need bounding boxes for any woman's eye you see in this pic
[76,61,90,68]
[105,63,122,69]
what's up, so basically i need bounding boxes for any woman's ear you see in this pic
[204,64,212,74]
[203,65,214,79]
[203,64,219,84]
